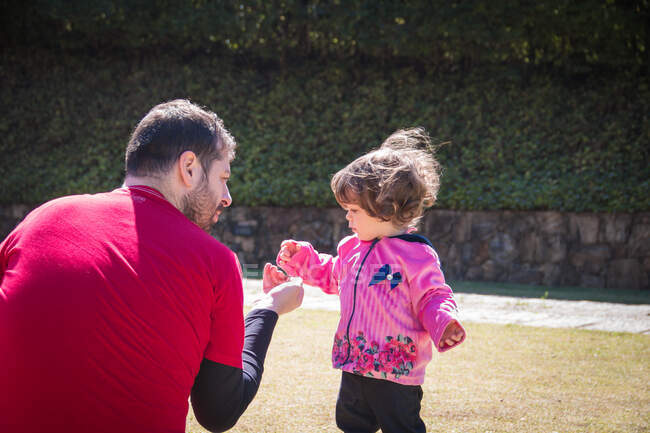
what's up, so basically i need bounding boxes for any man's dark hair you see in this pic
[125,99,236,177]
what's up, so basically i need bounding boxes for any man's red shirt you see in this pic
[0,186,244,433]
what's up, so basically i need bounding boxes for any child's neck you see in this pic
[377,226,408,239]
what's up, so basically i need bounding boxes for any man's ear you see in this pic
[177,150,202,188]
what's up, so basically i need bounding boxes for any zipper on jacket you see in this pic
[342,238,379,365]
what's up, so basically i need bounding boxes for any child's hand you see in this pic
[439,320,465,350]
[253,263,304,314]
[262,262,289,294]
[277,240,301,267]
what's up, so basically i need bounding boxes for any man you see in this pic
[0,99,303,433]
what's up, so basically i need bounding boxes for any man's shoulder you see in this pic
[19,192,108,224]
[32,189,124,211]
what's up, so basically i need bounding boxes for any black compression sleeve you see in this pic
[190,309,279,432]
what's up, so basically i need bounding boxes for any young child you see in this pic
[276,128,466,433]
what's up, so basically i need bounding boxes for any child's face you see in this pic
[342,203,403,241]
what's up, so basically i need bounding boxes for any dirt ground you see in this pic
[243,279,650,334]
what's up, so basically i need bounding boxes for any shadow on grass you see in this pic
[450,280,650,305]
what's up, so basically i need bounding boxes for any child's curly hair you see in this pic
[331,127,441,229]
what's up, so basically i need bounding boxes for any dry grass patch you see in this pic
[186,309,649,433]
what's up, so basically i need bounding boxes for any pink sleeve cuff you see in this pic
[419,299,466,353]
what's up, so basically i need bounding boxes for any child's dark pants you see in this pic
[335,371,426,433]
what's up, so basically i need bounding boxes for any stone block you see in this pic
[446,243,460,264]
[488,233,518,265]
[331,221,346,245]
[285,223,300,238]
[503,211,533,236]
[518,231,538,263]
[453,213,472,243]
[230,206,250,221]
[217,230,236,245]
[481,260,504,281]
[232,220,257,236]
[635,214,650,224]
[442,265,461,281]
[433,241,450,262]
[266,233,287,251]
[569,245,612,268]
[607,259,641,290]
[235,251,256,269]
[628,224,650,257]
[545,235,568,264]
[293,221,335,251]
[560,266,580,287]
[424,209,458,240]
[540,264,562,286]
[466,266,483,281]
[238,237,256,253]
[471,212,500,240]
[600,214,632,244]
[611,244,628,259]
[265,208,297,228]
[569,214,600,244]
[0,217,21,239]
[580,274,605,289]
[536,211,566,235]
[440,244,462,279]
[461,242,474,264]
[509,265,543,285]
[8,204,30,219]
[470,240,489,265]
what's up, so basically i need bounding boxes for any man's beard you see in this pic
[180,179,222,232]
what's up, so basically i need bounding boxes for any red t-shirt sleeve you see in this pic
[203,250,245,369]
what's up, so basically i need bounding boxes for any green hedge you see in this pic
[2,1,648,73]
[1,49,647,212]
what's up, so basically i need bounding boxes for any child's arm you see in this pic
[406,249,466,353]
[276,240,340,295]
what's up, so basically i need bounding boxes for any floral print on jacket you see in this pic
[333,331,417,380]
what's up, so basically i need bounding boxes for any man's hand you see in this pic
[276,240,301,267]
[439,320,465,349]
[251,262,304,315]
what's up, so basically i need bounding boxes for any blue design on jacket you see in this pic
[369,264,402,290]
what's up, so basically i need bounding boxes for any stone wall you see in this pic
[420,210,649,290]
[2,204,648,290]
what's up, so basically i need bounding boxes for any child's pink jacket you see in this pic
[278,233,465,385]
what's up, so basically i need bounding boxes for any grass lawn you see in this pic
[186,309,649,433]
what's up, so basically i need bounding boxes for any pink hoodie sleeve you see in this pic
[276,240,340,295]
[405,246,466,353]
